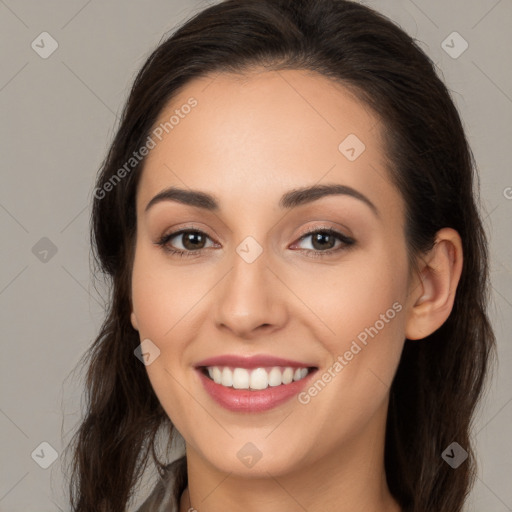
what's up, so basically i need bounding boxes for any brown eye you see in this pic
[156,229,215,257]
[177,231,208,250]
[293,228,355,255]
[309,231,337,250]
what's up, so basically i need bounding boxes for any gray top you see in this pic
[136,456,188,512]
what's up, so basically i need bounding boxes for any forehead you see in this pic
[136,68,399,220]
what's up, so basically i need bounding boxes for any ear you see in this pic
[405,228,463,340]
[130,311,139,331]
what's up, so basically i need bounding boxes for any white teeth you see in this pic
[212,367,222,384]
[232,368,250,389]
[204,366,311,390]
[282,367,294,385]
[294,368,309,381]
[250,368,268,390]
[221,367,233,387]
[268,367,282,387]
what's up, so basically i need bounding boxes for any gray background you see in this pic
[0,0,511,510]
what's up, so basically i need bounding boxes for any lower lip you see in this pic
[196,368,317,412]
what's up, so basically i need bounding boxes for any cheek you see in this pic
[292,247,407,412]
[130,247,198,429]
[130,243,206,339]
[290,245,407,348]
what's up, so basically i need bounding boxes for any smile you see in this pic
[195,366,318,412]
[201,366,313,391]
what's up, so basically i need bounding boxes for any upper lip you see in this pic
[195,354,317,369]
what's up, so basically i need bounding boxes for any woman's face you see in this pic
[130,69,416,477]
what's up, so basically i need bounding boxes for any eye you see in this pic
[155,226,355,259]
[155,229,216,257]
[291,227,355,257]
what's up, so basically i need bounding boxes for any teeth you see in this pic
[212,367,222,384]
[282,367,294,385]
[268,367,282,387]
[204,366,311,390]
[221,367,233,387]
[233,368,249,389]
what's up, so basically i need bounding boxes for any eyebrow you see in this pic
[144,183,379,217]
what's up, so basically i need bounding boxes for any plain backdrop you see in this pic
[0,0,511,510]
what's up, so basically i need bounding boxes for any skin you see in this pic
[129,68,463,512]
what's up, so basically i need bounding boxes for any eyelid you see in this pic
[158,223,219,241]
[294,223,353,241]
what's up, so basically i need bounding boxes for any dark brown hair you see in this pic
[64,1,496,510]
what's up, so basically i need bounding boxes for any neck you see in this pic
[179,406,402,512]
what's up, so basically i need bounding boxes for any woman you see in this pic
[65,1,496,511]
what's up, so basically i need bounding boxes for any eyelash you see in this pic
[155,226,355,259]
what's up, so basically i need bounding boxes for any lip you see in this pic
[195,354,316,369]
[195,366,318,413]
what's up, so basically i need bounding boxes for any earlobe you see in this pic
[405,228,463,340]
[130,311,139,331]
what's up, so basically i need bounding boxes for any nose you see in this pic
[213,248,288,339]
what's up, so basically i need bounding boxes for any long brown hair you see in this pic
[64,1,496,510]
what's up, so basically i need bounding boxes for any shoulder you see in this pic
[135,455,187,512]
